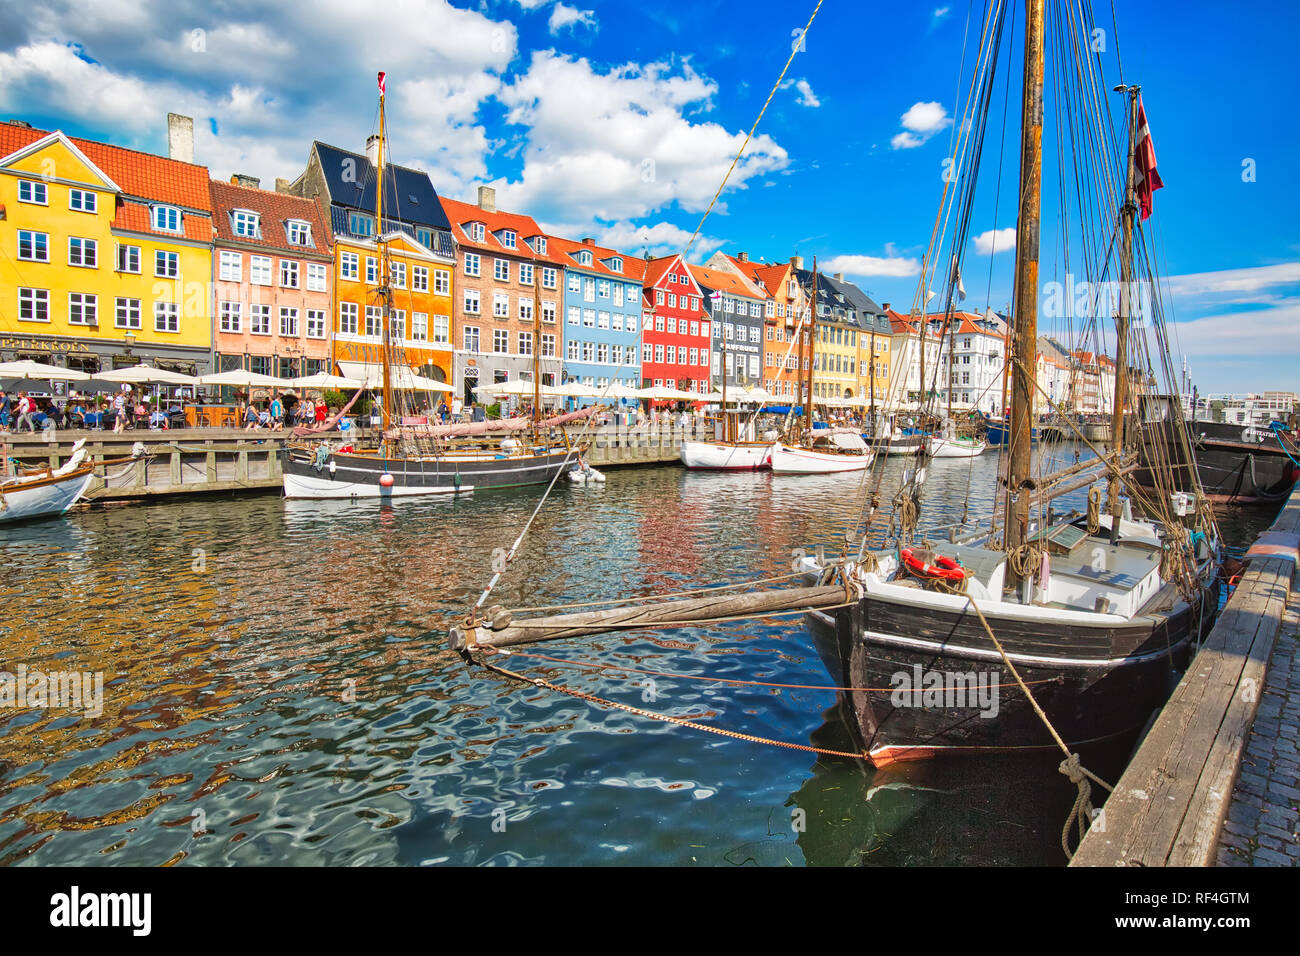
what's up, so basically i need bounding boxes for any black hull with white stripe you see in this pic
[282,446,580,499]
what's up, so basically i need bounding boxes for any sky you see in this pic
[1,0,1297,394]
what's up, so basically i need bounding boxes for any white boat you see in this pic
[770,432,875,474]
[680,440,773,470]
[926,436,987,458]
[1,445,95,524]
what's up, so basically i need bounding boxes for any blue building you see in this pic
[552,236,643,405]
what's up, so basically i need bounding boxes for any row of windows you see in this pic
[17,232,185,277]
[463,290,556,323]
[15,288,183,332]
[345,212,436,249]
[566,274,640,306]
[229,209,314,246]
[460,327,557,357]
[565,340,640,365]
[653,290,702,311]
[566,308,643,332]
[218,250,329,290]
[337,303,451,344]
[463,224,548,258]
[339,252,451,293]
[643,315,710,336]
[462,254,559,289]
[217,302,328,338]
[17,180,100,213]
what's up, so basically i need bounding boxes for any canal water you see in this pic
[0,450,1270,866]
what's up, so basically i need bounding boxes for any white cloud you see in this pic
[1166,262,1300,297]
[973,227,1016,255]
[542,219,725,261]
[548,3,597,35]
[0,1,517,198]
[891,100,952,149]
[495,51,788,225]
[780,77,820,108]
[821,253,922,279]
[931,7,951,28]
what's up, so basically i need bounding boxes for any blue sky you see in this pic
[1,0,1296,393]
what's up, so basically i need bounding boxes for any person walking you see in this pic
[269,394,283,431]
[0,389,10,432]
[112,390,127,433]
[15,392,37,433]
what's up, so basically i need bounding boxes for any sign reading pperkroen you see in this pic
[0,664,103,717]
[49,887,151,936]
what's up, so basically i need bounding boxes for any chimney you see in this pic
[477,185,496,212]
[274,177,292,194]
[582,237,595,246]
[882,302,891,312]
[738,252,748,262]
[835,272,844,281]
[167,113,194,164]
[790,255,804,270]
[230,173,260,189]
[366,135,381,169]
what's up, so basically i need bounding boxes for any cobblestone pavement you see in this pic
[1218,593,1300,866]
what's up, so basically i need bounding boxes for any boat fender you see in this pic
[328,459,337,476]
[379,473,394,488]
[900,547,968,582]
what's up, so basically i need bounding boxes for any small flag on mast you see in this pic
[377,71,387,97]
[1134,97,1163,220]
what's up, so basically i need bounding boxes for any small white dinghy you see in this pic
[567,458,606,484]
[1,439,96,525]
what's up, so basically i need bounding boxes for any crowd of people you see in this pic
[241,395,329,431]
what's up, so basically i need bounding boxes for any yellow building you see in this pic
[0,122,214,374]
[857,321,892,404]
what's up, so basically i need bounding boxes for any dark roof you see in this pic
[792,267,891,334]
[311,141,450,230]
[327,206,454,258]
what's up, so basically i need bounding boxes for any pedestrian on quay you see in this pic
[243,400,260,430]
[315,398,327,425]
[269,394,284,431]
[15,391,37,433]
[0,389,11,432]
[112,390,127,433]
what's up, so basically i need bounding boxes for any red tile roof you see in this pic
[114,200,213,243]
[439,196,564,265]
[0,122,212,212]
[209,179,334,258]
[547,235,646,283]
[687,264,765,299]
[641,254,701,296]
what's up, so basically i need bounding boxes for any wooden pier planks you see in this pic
[1071,484,1300,866]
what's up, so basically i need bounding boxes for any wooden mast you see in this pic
[718,287,730,443]
[376,73,394,455]
[532,248,542,440]
[804,259,818,440]
[1004,0,1045,593]
[1108,86,1141,539]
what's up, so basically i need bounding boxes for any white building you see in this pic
[939,311,1008,417]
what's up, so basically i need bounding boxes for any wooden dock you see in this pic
[1,420,712,500]
[1070,482,1300,866]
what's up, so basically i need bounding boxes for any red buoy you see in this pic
[379,473,395,488]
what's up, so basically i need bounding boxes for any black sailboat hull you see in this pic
[281,446,579,498]
[805,582,1218,766]
[1135,420,1300,506]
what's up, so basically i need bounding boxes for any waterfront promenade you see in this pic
[1071,482,1300,866]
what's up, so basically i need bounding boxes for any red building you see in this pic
[639,254,709,393]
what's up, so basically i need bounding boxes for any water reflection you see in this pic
[0,453,1269,865]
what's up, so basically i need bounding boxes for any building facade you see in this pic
[286,139,457,384]
[210,176,333,379]
[690,264,765,391]
[888,308,948,404]
[0,119,215,376]
[709,252,811,403]
[942,310,1008,416]
[441,187,563,405]
[640,255,709,393]
[551,236,642,398]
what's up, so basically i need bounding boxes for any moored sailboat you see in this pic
[283,72,583,500]
[1,442,95,524]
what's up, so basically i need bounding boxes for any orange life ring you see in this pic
[900,547,969,582]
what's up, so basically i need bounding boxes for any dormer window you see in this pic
[231,209,260,238]
[608,257,623,273]
[469,222,485,242]
[286,220,312,246]
[534,237,548,255]
[578,250,593,266]
[501,229,517,249]
[349,212,374,237]
[153,205,183,233]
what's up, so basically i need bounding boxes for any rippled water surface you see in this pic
[0,451,1269,866]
